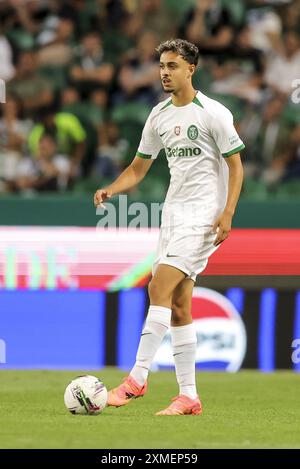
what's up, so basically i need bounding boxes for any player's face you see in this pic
[159,51,195,94]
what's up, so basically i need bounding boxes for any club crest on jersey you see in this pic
[187,125,199,140]
[174,126,181,136]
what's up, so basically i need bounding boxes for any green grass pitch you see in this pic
[0,368,299,449]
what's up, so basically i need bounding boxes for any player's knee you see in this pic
[171,305,184,325]
[148,279,161,302]
[172,298,190,325]
[148,279,171,304]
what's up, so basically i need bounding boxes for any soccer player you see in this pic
[94,39,244,415]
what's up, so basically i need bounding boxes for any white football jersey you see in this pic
[137,90,245,228]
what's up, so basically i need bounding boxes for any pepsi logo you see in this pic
[153,287,247,372]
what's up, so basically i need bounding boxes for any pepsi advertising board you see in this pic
[0,286,300,372]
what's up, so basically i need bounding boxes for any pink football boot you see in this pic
[107,375,147,407]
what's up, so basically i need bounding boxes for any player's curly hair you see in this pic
[156,39,200,66]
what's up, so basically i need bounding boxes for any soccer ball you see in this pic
[64,375,107,415]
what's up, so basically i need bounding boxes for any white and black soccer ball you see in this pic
[64,375,107,415]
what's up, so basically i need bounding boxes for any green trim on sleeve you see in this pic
[136,151,152,159]
[222,143,245,158]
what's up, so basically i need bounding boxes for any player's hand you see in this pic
[94,188,112,209]
[212,210,232,246]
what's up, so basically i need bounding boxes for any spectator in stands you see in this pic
[137,0,176,40]
[103,0,128,29]
[94,121,129,179]
[59,86,103,177]
[61,86,105,129]
[35,0,62,47]
[281,124,300,181]
[90,89,108,112]
[7,0,87,45]
[28,107,86,179]
[264,30,300,96]
[232,24,265,77]
[38,16,75,67]
[7,50,53,118]
[240,95,289,178]
[0,26,15,81]
[180,0,235,55]
[58,0,100,38]
[5,0,41,38]
[262,123,300,186]
[1,0,299,194]
[246,2,283,54]
[210,25,265,104]
[61,86,80,108]
[70,31,114,95]
[116,30,160,106]
[9,133,71,193]
[0,94,32,192]
[101,11,144,66]
[279,0,300,34]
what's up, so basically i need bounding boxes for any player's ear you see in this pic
[188,64,195,77]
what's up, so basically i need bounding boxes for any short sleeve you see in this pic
[137,110,163,160]
[211,108,245,158]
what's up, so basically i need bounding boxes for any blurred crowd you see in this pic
[1,0,300,197]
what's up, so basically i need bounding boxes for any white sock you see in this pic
[130,305,171,386]
[171,323,198,399]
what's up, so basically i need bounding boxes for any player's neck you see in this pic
[171,87,197,107]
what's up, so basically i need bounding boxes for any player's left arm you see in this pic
[212,152,243,247]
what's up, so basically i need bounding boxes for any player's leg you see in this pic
[171,277,194,326]
[107,264,187,407]
[156,278,202,415]
[129,264,187,381]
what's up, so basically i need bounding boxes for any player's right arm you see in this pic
[94,156,154,208]
[94,107,162,208]
[210,105,245,246]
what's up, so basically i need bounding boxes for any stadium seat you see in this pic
[275,181,300,197]
[242,177,269,200]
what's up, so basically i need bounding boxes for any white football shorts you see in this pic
[152,225,219,282]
